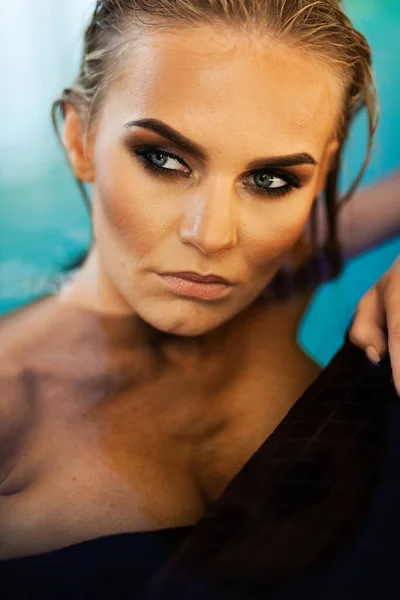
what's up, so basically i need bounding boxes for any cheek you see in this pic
[244,193,315,269]
[93,145,169,254]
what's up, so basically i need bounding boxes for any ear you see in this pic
[314,137,340,198]
[62,104,95,183]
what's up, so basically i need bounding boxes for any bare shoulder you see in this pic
[0,295,58,458]
[0,294,59,355]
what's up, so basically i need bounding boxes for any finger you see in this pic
[349,286,388,363]
[380,271,400,396]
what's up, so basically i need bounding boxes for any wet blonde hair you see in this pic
[52,0,379,282]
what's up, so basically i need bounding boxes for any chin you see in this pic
[148,315,224,338]
[135,302,230,338]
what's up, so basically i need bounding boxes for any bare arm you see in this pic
[317,169,400,259]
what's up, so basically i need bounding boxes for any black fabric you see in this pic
[1,328,398,599]
[0,527,194,599]
[140,329,399,599]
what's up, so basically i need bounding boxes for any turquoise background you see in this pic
[0,0,399,365]
[299,0,400,364]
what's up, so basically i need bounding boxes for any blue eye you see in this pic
[253,172,287,189]
[145,151,183,170]
[246,169,300,198]
[132,145,301,198]
[134,147,191,178]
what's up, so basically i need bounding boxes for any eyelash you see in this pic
[132,146,301,199]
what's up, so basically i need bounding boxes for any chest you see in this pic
[0,396,276,560]
[0,357,315,560]
[0,293,320,558]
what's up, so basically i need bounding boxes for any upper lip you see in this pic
[160,271,234,285]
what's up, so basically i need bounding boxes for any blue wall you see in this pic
[300,0,400,364]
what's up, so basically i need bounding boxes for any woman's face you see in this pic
[67,24,341,336]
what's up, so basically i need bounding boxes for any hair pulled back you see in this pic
[52,0,379,283]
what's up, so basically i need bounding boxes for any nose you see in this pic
[178,178,238,255]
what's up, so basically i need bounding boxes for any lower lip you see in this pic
[158,274,233,300]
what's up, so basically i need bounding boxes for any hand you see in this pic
[349,256,400,395]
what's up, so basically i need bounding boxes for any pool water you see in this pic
[0,0,399,365]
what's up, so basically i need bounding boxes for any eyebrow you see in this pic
[124,118,318,169]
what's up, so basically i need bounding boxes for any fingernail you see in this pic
[366,346,381,365]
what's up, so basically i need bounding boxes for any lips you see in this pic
[158,273,233,301]
[160,271,233,285]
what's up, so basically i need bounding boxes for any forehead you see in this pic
[104,24,341,157]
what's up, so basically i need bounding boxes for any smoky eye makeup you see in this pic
[243,168,302,199]
[133,145,192,178]
[124,137,308,199]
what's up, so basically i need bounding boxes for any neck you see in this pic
[58,245,252,367]
[54,246,317,434]
[60,246,135,317]
[58,245,309,374]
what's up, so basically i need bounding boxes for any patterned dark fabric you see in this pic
[140,329,399,599]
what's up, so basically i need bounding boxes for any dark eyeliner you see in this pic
[132,146,191,178]
[130,144,302,197]
[244,168,301,199]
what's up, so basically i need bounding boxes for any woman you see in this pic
[0,0,399,598]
